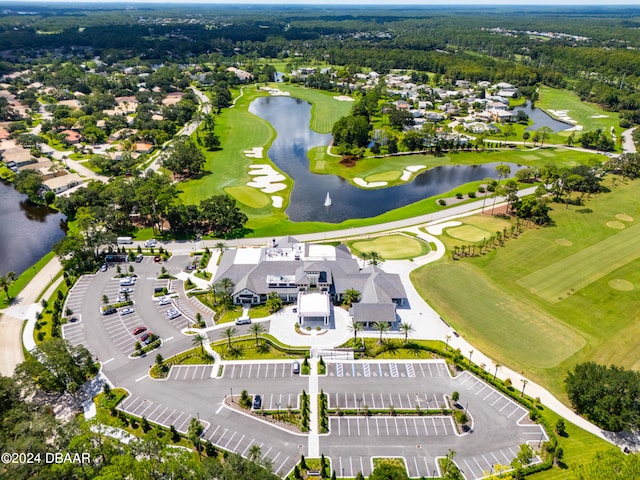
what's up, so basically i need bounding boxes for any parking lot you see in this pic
[223,361,298,380]
[167,364,216,381]
[119,394,200,434]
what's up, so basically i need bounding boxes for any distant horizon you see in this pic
[1,0,639,6]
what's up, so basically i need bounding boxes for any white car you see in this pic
[119,287,133,294]
[158,297,172,306]
[166,308,181,319]
[120,307,134,315]
[145,239,157,248]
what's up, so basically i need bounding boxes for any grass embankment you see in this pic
[347,234,430,261]
[412,177,640,402]
[0,251,56,309]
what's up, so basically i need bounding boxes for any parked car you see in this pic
[292,361,300,374]
[102,307,117,316]
[120,307,134,315]
[132,326,147,335]
[158,296,172,306]
[154,256,161,263]
[119,287,133,294]
[167,310,181,320]
[100,264,107,272]
[235,316,251,325]
[145,239,157,248]
[135,254,144,263]
[252,395,262,410]
[144,333,155,345]
[140,333,149,342]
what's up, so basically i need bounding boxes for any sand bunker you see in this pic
[247,164,287,194]
[609,279,634,292]
[354,177,387,188]
[615,214,634,222]
[426,221,462,235]
[243,147,263,158]
[555,238,573,246]
[591,115,609,119]
[271,196,283,208]
[606,221,625,229]
[400,165,426,181]
[334,95,354,102]
[548,109,578,125]
[262,87,291,96]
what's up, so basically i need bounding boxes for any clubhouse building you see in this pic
[214,236,407,327]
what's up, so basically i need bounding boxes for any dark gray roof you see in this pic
[351,303,397,323]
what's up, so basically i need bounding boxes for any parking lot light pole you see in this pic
[357,398,361,414]
[230,387,233,403]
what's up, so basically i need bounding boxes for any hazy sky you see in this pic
[4,0,639,5]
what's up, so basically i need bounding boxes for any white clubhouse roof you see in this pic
[234,247,262,265]
[298,292,330,317]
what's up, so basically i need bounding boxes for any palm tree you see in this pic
[207,282,218,306]
[366,251,383,266]
[348,320,364,345]
[342,288,360,307]
[493,362,501,381]
[445,334,451,351]
[223,326,237,348]
[491,164,511,215]
[479,177,492,213]
[217,277,235,307]
[373,321,390,344]
[399,322,415,343]
[249,323,265,347]
[357,251,370,268]
[248,445,262,463]
[192,333,207,354]
[0,271,16,300]
[214,242,226,254]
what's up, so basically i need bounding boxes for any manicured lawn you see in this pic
[309,145,605,189]
[348,234,430,260]
[276,84,353,133]
[537,85,621,139]
[224,186,271,209]
[411,178,640,400]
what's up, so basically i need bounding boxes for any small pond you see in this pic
[514,101,574,133]
[250,96,522,223]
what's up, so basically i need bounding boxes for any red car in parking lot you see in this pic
[132,326,147,336]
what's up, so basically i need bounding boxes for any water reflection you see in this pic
[0,181,67,275]
[249,96,522,223]
[514,101,574,133]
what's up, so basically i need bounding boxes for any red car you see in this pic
[132,326,147,336]
[154,256,161,262]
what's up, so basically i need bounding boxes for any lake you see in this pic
[0,180,67,276]
[249,96,521,223]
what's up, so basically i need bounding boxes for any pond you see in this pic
[514,101,574,133]
[249,96,522,223]
[0,180,67,276]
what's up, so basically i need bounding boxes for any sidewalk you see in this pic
[0,256,63,375]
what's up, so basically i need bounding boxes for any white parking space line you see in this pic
[463,460,475,477]
[421,417,429,436]
[271,451,281,465]
[135,374,148,382]
[275,456,289,474]
[241,442,253,456]
[432,417,438,435]
[233,434,245,450]
[206,425,220,441]
[224,432,238,448]
[261,447,273,462]
[413,418,419,436]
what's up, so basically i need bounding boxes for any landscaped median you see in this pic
[150,334,308,379]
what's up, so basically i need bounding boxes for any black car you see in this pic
[102,307,117,316]
[252,395,262,410]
